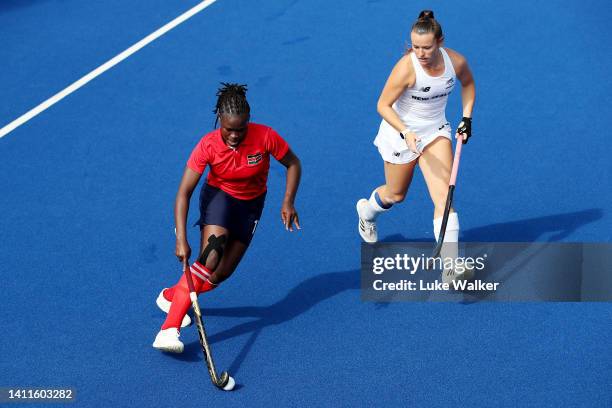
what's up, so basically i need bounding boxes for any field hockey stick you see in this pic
[430,135,464,259]
[183,259,235,391]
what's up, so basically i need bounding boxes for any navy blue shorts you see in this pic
[195,184,266,245]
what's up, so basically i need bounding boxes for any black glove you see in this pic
[457,117,472,144]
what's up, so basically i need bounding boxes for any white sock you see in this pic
[361,190,390,221]
[434,212,460,272]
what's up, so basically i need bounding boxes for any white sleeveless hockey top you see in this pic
[397,47,456,122]
[376,48,456,148]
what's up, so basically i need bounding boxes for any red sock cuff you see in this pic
[190,261,212,284]
[164,262,212,302]
[198,278,218,294]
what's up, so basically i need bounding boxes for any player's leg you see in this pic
[357,160,417,242]
[379,159,418,205]
[419,136,454,219]
[419,136,461,281]
[154,186,264,353]
[205,193,262,283]
[153,225,229,353]
[207,238,248,283]
[155,290,192,328]
[164,225,229,321]
[156,184,231,320]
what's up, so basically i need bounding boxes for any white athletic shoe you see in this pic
[441,265,475,285]
[357,199,378,243]
[156,289,191,328]
[152,328,184,353]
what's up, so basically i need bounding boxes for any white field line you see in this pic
[0,0,218,139]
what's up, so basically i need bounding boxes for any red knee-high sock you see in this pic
[162,286,175,302]
[197,279,217,294]
[161,262,217,329]
[163,262,218,301]
[191,261,218,294]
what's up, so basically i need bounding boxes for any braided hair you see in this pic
[213,82,250,127]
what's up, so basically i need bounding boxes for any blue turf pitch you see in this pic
[1,1,611,406]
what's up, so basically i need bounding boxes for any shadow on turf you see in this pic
[380,208,603,243]
[381,208,603,303]
[171,209,603,371]
[177,268,362,375]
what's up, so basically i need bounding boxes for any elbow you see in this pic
[376,100,386,116]
[284,150,301,169]
[377,98,394,117]
[292,158,302,180]
[464,78,476,92]
[176,186,193,203]
[174,191,187,207]
[292,156,302,172]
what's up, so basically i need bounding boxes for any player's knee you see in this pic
[210,267,234,284]
[197,233,228,272]
[203,252,220,271]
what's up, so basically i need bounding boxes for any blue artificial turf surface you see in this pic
[1,1,611,406]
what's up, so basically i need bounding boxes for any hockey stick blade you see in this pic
[191,299,230,388]
[183,261,232,389]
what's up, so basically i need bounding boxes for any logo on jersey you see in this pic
[411,91,451,101]
[393,152,401,157]
[420,86,431,92]
[445,77,455,89]
[247,152,263,166]
[438,122,450,130]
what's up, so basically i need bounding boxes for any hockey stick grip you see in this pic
[449,135,463,187]
[182,259,197,294]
